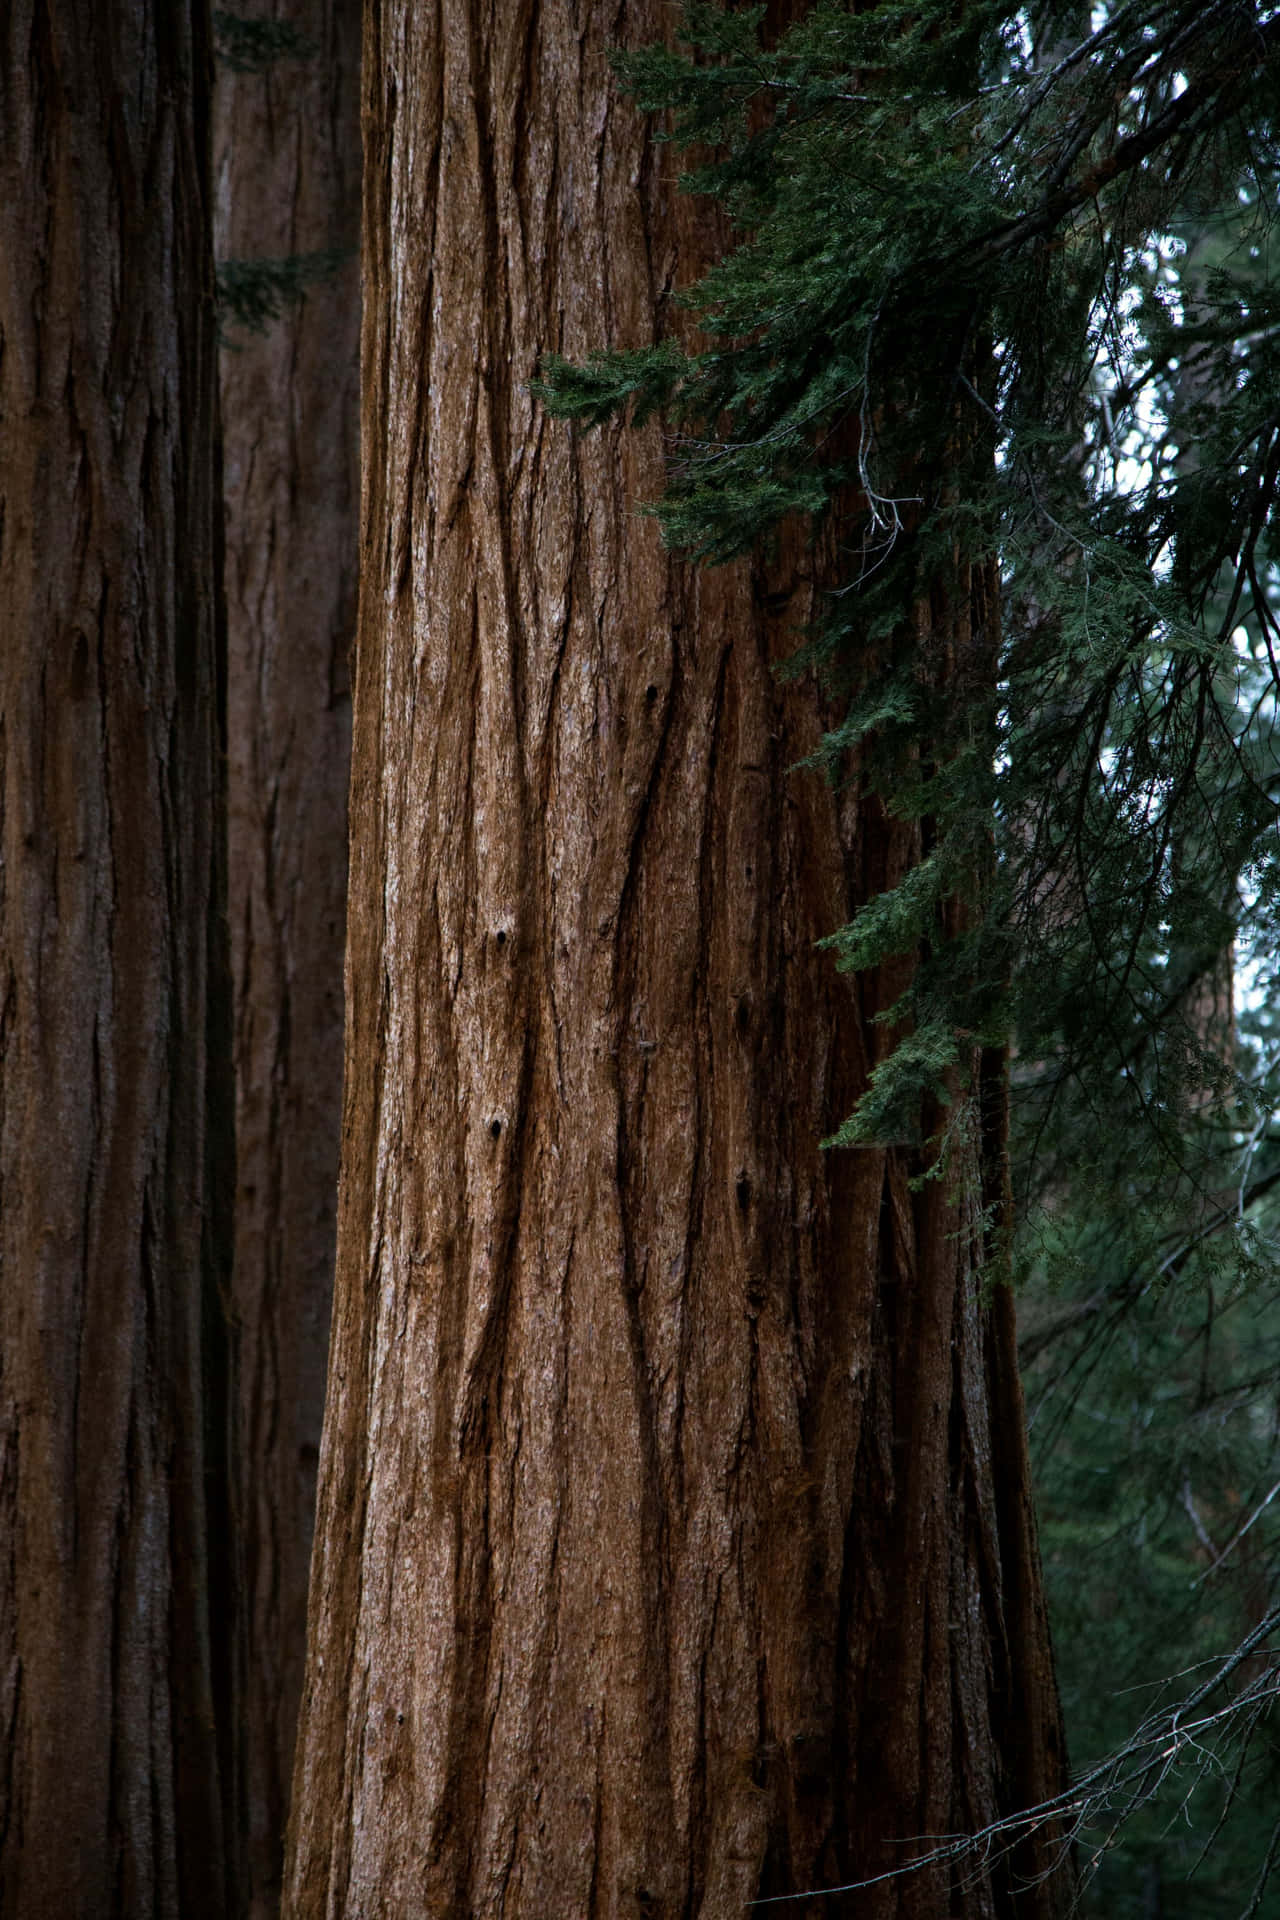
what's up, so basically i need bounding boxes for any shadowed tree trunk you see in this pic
[213,5,360,1910]
[0,4,240,1915]
[284,4,1070,1915]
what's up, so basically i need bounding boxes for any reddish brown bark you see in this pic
[0,5,239,1914]
[284,5,1070,1915]
[213,5,360,1909]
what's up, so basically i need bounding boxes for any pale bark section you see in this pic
[286,5,1068,1916]
[0,5,238,1916]
[213,4,359,1909]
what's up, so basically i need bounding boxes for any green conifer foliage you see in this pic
[212,9,315,72]
[537,0,1280,1164]
[216,250,350,338]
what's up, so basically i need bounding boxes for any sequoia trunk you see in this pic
[213,4,360,1908]
[285,4,1069,1915]
[0,5,239,1915]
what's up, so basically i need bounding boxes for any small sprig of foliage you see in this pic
[216,250,349,340]
[212,10,316,73]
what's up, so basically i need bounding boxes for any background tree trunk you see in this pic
[212,4,360,1912]
[0,5,239,1915]
[285,4,1069,1915]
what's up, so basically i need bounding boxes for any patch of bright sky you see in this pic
[988,8,1280,1155]
[999,7,1280,1059]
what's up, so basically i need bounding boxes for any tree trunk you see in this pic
[285,5,1069,1915]
[0,5,239,1916]
[213,5,360,1910]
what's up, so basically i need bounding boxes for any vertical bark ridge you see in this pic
[0,4,238,1914]
[286,4,1070,1916]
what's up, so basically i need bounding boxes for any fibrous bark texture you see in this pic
[285,5,1070,1916]
[0,5,239,1916]
[213,5,360,1909]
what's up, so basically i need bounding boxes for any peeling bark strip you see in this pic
[213,2,360,1910]
[286,4,1069,1916]
[0,5,239,1916]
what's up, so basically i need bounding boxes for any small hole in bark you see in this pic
[645,683,658,705]
[490,1118,502,1139]
[397,1712,404,1725]
[734,996,750,1033]
[736,1173,752,1210]
[745,864,754,881]
[495,928,507,948]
